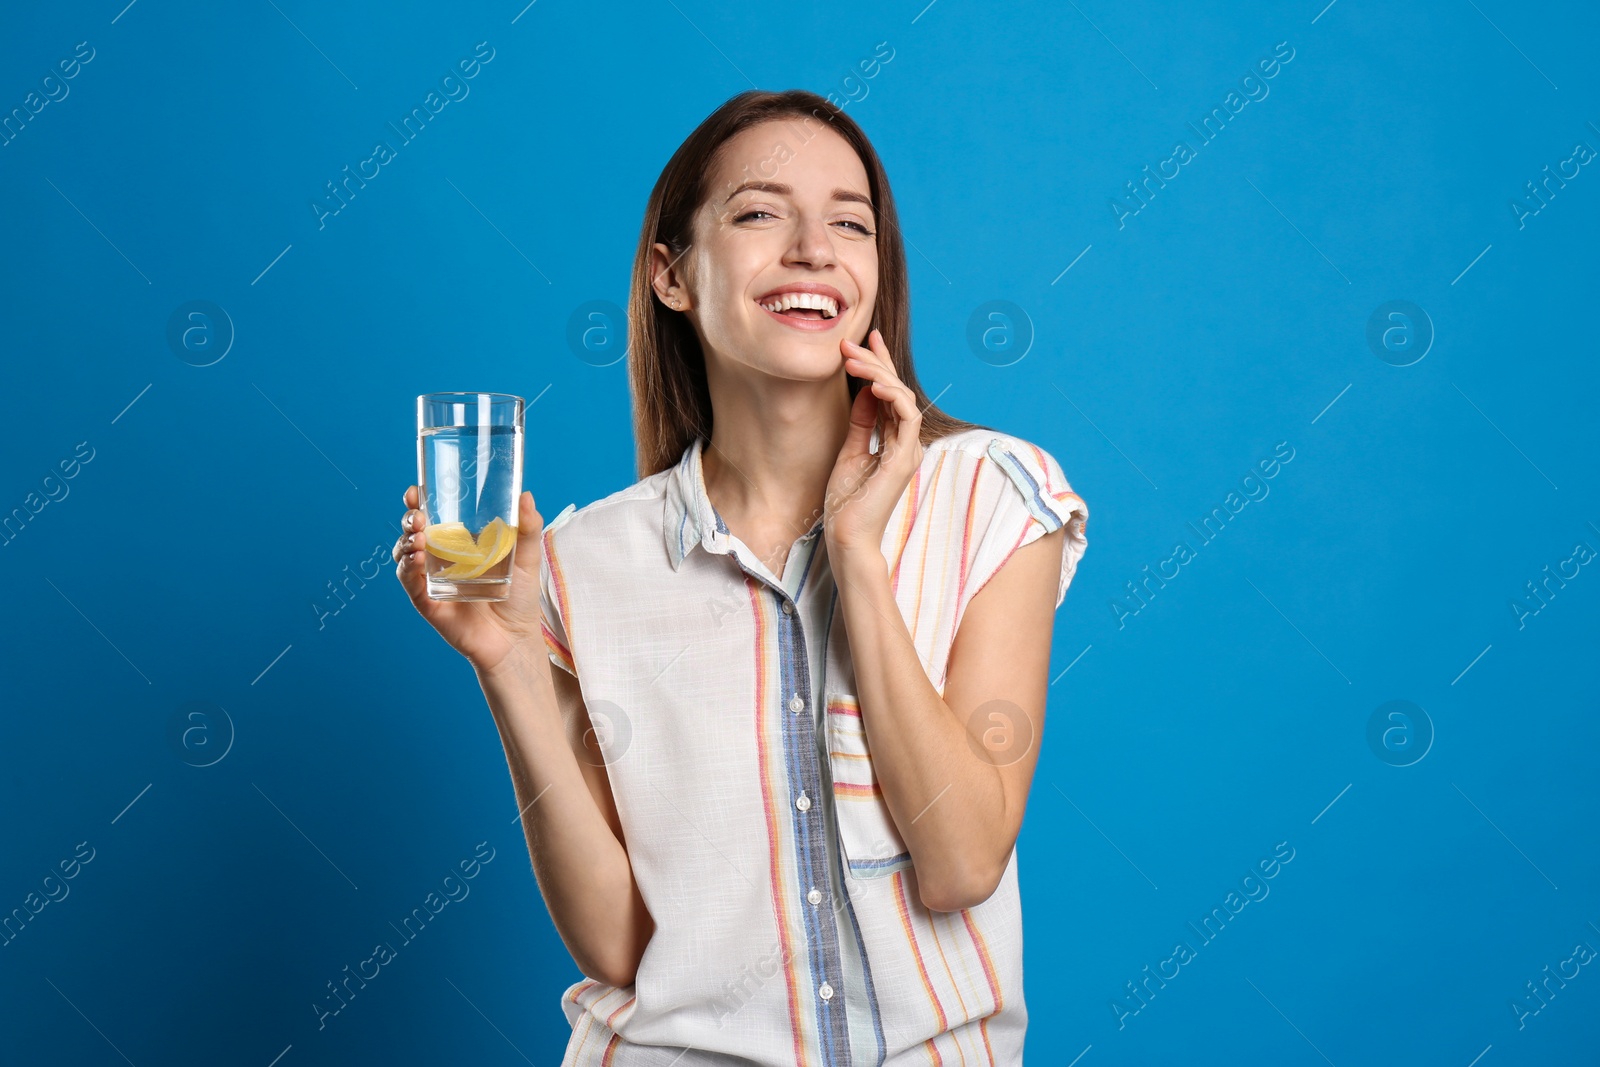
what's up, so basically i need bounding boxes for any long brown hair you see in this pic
[627,88,988,478]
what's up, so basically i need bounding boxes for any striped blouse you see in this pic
[538,426,1089,1066]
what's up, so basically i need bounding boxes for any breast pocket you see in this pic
[825,694,913,879]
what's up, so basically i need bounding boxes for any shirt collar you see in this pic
[664,435,728,570]
[662,435,824,571]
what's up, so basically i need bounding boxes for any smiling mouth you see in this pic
[756,292,842,320]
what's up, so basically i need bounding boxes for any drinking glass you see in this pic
[416,392,525,602]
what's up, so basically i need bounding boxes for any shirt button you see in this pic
[788,694,804,714]
[807,888,822,905]
[795,793,811,812]
[819,982,834,1000]
[781,599,794,615]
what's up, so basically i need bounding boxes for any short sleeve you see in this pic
[539,503,578,677]
[961,438,1089,615]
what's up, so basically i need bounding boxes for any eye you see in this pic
[835,219,874,235]
[733,210,775,223]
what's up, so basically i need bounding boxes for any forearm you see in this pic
[475,653,649,986]
[831,549,1007,910]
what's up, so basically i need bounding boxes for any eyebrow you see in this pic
[723,180,874,210]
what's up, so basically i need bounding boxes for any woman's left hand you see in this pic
[825,328,925,562]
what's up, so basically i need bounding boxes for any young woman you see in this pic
[394,89,1089,1066]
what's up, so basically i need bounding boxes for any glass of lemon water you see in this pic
[416,392,525,602]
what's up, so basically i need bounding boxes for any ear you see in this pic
[649,242,691,310]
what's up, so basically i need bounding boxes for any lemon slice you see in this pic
[422,521,483,564]
[438,517,516,579]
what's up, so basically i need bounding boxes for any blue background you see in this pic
[3,0,1597,1063]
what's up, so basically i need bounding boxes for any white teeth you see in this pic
[759,291,839,318]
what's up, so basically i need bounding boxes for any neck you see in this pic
[700,371,852,552]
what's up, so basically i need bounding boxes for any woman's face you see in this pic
[654,118,879,383]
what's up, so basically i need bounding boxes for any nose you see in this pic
[782,210,837,270]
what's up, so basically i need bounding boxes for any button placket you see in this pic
[771,586,850,1054]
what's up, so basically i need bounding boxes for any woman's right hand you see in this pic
[392,486,547,677]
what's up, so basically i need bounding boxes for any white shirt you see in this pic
[538,427,1088,1066]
